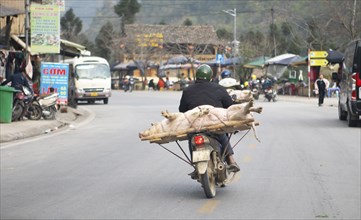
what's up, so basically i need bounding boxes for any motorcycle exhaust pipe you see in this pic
[217,162,227,182]
[42,110,50,116]
[217,163,225,171]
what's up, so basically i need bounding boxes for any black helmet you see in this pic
[221,70,232,79]
[196,64,212,81]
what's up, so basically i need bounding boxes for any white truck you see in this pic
[63,56,111,104]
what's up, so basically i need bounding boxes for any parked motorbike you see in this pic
[12,86,42,121]
[12,90,25,121]
[37,93,59,120]
[123,77,135,92]
[264,87,277,102]
[188,132,235,198]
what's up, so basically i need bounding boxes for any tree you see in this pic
[216,28,233,41]
[114,0,141,35]
[183,18,193,26]
[60,8,82,41]
[94,22,115,62]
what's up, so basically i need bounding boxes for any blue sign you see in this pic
[40,62,69,105]
[216,54,224,64]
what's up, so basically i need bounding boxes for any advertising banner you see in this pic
[42,0,65,11]
[30,5,60,54]
[40,63,69,105]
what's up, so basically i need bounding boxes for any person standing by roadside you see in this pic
[148,79,155,91]
[314,74,329,106]
[1,59,33,94]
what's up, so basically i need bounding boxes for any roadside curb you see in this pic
[277,95,338,107]
[0,106,93,144]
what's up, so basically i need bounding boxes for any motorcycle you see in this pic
[37,92,59,120]
[264,87,277,102]
[189,132,233,198]
[12,86,42,121]
[250,81,260,100]
[123,77,135,92]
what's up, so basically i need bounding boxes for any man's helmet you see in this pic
[196,64,213,81]
[221,70,232,79]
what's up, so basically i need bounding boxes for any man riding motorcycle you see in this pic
[178,64,240,177]
[218,70,244,91]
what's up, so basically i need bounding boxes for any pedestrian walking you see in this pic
[314,74,329,106]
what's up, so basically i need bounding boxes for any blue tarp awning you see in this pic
[203,57,242,67]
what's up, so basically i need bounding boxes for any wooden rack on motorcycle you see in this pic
[139,97,262,196]
[142,118,258,164]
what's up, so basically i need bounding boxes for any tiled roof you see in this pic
[123,24,223,45]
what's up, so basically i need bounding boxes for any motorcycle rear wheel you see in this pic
[200,160,216,198]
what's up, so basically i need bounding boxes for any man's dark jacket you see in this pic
[1,72,31,91]
[179,79,233,113]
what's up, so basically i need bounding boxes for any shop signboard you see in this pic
[30,5,60,54]
[40,62,69,105]
[309,50,329,67]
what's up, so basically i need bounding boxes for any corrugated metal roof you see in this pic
[0,5,25,17]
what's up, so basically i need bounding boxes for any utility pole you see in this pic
[25,0,30,57]
[271,8,277,56]
[222,8,239,76]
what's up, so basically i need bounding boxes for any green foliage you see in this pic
[94,22,115,62]
[183,18,193,26]
[60,8,82,41]
[114,0,141,24]
[68,0,360,61]
[216,28,232,41]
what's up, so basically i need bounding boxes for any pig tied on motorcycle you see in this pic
[139,100,263,144]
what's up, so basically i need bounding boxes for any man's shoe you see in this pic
[228,162,240,173]
[188,170,198,180]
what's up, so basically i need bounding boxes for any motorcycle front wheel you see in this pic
[12,101,24,121]
[28,103,43,120]
[43,106,56,120]
[200,160,216,198]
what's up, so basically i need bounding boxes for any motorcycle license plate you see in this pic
[192,150,210,162]
[90,92,98,97]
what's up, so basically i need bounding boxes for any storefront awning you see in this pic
[60,39,91,57]
[10,35,91,57]
[10,34,36,55]
[0,5,25,17]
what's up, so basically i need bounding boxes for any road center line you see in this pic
[197,199,219,213]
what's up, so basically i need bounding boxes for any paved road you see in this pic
[1,91,359,219]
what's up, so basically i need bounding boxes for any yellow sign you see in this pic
[309,51,328,58]
[136,33,164,48]
[310,59,328,66]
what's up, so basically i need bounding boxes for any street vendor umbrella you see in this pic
[326,50,344,63]
[290,56,308,66]
[243,56,270,69]
[266,53,302,66]
[112,61,137,71]
[166,55,189,64]
[223,57,242,66]
[203,56,242,67]
[159,64,182,70]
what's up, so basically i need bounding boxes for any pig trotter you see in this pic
[249,106,263,114]
[161,110,177,120]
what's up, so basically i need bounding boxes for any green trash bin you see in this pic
[0,86,16,123]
